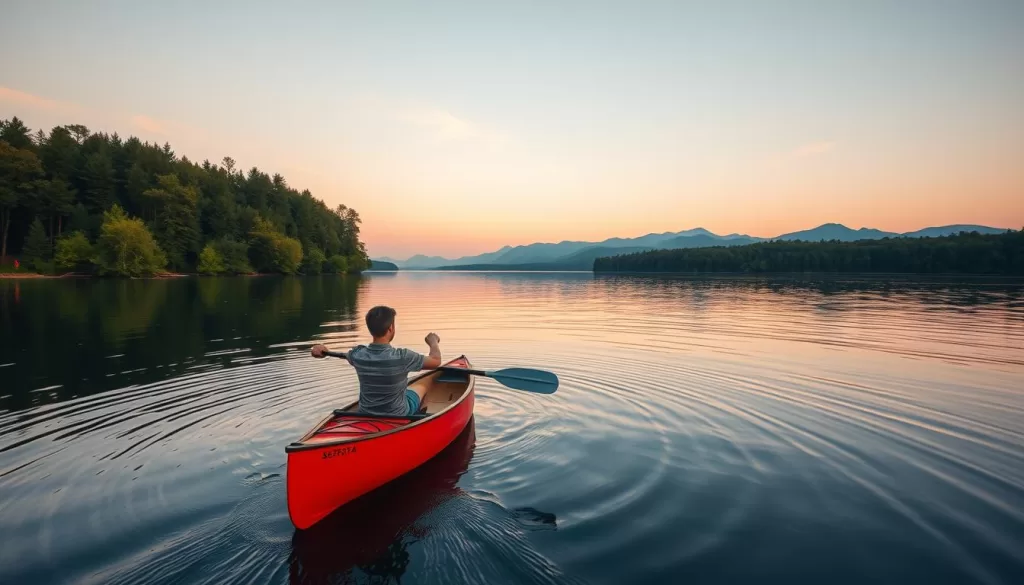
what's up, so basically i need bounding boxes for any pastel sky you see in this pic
[2,1,1022,259]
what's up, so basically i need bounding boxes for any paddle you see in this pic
[323,351,559,394]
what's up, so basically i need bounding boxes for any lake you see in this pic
[1,272,1023,584]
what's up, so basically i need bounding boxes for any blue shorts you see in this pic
[405,388,421,415]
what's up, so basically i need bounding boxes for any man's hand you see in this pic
[422,333,442,369]
[311,344,329,358]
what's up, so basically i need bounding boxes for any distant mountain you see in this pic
[375,222,1006,270]
[398,254,452,269]
[381,228,758,269]
[432,245,647,270]
[434,239,761,271]
[369,260,398,270]
[436,246,655,271]
[657,233,760,249]
[776,223,897,242]
[901,225,1008,238]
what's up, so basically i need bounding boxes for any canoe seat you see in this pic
[437,370,470,383]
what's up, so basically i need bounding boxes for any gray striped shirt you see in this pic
[347,343,426,415]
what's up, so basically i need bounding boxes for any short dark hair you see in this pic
[365,306,397,337]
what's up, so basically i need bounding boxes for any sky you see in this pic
[2,0,1022,259]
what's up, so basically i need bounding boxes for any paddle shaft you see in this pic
[323,350,487,376]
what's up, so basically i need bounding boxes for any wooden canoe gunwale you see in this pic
[285,355,474,453]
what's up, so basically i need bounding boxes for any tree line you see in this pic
[593,230,1024,274]
[0,116,369,276]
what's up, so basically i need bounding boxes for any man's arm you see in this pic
[422,332,442,369]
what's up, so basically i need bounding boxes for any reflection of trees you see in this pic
[594,274,1024,312]
[0,275,363,411]
[100,280,169,347]
[197,275,228,309]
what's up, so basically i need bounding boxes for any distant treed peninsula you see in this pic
[594,230,1024,275]
[377,224,1017,274]
[1,116,369,277]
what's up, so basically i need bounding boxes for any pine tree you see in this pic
[82,151,117,212]
[22,218,52,270]
[0,116,34,150]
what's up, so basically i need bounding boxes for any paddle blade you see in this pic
[487,368,559,394]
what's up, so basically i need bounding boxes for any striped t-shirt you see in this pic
[347,343,426,415]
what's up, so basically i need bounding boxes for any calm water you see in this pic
[1,273,1023,585]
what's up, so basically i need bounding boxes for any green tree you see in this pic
[0,142,44,262]
[22,218,52,270]
[39,178,76,240]
[212,238,252,273]
[197,243,226,274]
[66,202,95,236]
[325,255,348,273]
[0,116,34,150]
[124,162,150,217]
[65,124,91,144]
[1,116,370,276]
[82,150,117,212]
[54,231,94,272]
[249,216,303,274]
[301,245,326,274]
[94,204,167,276]
[39,126,79,182]
[145,174,200,271]
[346,253,371,272]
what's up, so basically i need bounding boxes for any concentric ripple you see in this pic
[1,273,1023,585]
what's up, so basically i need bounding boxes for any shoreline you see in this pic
[0,273,58,279]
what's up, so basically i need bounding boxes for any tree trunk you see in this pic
[49,216,55,244]
[58,215,63,237]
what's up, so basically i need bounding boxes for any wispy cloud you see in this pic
[397,107,484,141]
[0,86,81,113]
[790,141,837,159]
[352,95,507,148]
[131,114,167,135]
[0,86,202,144]
[130,113,206,142]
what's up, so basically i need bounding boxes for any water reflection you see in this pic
[0,276,362,411]
[1,273,1022,584]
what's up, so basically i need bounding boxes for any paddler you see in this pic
[310,306,442,415]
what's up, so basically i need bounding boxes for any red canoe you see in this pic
[285,355,476,529]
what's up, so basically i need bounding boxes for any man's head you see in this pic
[366,305,397,342]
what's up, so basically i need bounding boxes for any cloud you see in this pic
[131,114,167,135]
[130,114,206,142]
[398,107,483,141]
[790,141,837,158]
[351,94,507,147]
[0,86,81,113]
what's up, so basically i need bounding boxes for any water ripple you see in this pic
[0,274,1022,584]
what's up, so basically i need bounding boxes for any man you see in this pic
[311,305,442,416]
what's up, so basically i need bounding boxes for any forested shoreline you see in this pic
[1,116,369,277]
[593,230,1024,274]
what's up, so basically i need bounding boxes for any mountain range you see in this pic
[375,223,1008,270]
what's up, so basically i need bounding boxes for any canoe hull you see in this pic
[286,357,475,530]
